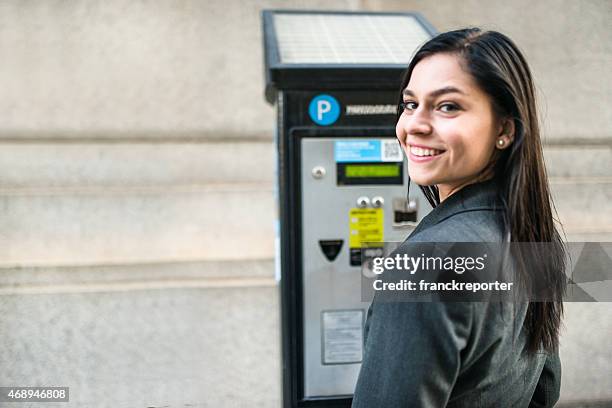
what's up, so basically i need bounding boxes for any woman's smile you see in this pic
[408,144,446,162]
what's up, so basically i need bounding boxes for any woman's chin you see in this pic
[408,174,438,187]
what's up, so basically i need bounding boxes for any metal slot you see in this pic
[392,197,418,227]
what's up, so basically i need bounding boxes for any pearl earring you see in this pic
[497,139,505,147]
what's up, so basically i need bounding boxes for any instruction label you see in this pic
[335,139,403,163]
[321,310,364,365]
[349,208,384,249]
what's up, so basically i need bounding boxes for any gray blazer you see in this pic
[352,180,561,407]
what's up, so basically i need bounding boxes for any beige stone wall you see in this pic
[367,0,612,141]
[0,0,609,141]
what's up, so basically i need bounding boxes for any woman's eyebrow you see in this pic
[402,86,466,98]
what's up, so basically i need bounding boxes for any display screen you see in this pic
[345,164,400,178]
[337,162,403,185]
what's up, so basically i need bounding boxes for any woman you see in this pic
[352,28,566,407]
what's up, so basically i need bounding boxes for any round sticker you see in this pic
[309,94,340,126]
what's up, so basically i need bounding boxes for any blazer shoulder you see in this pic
[410,208,505,243]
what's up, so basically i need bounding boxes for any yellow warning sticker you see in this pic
[349,208,384,249]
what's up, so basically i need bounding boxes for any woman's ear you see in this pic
[496,117,515,150]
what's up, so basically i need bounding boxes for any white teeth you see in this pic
[410,146,441,157]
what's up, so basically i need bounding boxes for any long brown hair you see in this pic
[398,28,566,352]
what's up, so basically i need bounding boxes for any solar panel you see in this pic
[273,13,431,64]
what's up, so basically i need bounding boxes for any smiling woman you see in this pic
[396,53,514,201]
[352,28,567,408]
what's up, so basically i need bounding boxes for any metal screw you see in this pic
[356,196,370,208]
[371,196,384,208]
[311,166,326,179]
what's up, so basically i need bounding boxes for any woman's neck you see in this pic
[437,172,495,202]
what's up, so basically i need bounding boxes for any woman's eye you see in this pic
[439,103,460,113]
[400,101,417,111]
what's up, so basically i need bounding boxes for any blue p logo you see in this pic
[309,94,340,126]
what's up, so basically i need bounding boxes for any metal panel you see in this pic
[300,137,428,397]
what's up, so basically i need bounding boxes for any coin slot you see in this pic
[319,239,344,262]
[393,198,418,226]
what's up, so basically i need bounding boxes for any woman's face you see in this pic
[396,52,505,201]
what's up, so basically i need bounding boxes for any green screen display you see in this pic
[345,164,400,178]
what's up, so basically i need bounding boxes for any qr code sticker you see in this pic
[381,139,403,162]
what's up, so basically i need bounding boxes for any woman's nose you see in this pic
[397,108,433,147]
[405,110,433,136]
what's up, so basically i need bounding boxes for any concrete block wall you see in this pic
[0,0,610,406]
